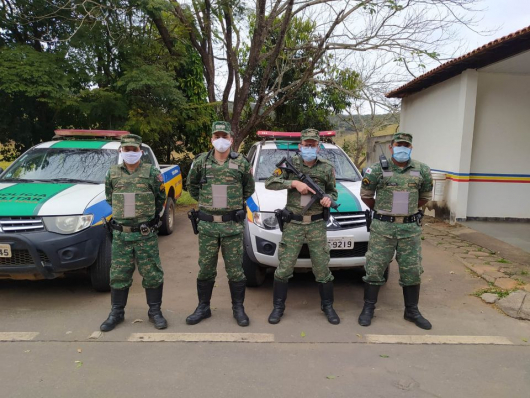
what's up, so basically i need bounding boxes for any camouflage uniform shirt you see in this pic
[265,154,338,218]
[360,159,433,216]
[105,161,166,225]
[187,151,255,215]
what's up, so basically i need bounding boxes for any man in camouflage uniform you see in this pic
[265,128,340,325]
[100,134,168,332]
[359,132,433,330]
[186,121,255,327]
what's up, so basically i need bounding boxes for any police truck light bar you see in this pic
[257,131,336,138]
[54,129,130,137]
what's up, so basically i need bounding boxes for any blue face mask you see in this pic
[300,146,318,162]
[392,146,412,162]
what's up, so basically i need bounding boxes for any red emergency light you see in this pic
[54,129,130,137]
[257,131,336,138]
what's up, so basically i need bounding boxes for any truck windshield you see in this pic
[255,148,361,181]
[1,148,118,184]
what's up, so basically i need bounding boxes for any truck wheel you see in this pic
[242,249,266,287]
[159,197,175,236]
[90,235,111,292]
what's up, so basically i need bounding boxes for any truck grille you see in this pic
[0,217,45,233]
[298,242,368,259]
[0,249,49,267]
[329,212,366,229]
[0,249,34,266]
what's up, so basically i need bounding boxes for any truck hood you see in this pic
[0,182,109,219]
[248,181,367,213]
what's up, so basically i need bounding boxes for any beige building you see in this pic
[387,26,530,222]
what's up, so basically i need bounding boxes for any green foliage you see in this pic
[176,190,198,206]
[473,287,513,299]
[0,2,213,163]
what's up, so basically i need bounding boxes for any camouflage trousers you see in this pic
[363,219,423,286]
[275,220,334,283]
[110,230,164,289]
[197,220,246,282]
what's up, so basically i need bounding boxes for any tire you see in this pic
[242,249,267,287]
[90,235,112,292]
[159,197,175,236]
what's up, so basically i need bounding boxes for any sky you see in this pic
[448,0,530,59]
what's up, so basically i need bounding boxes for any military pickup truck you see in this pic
[0,130,182,291]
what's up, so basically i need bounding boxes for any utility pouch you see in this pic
[365,209,373,232]
[235,209,246,222]
[323,207,330,222]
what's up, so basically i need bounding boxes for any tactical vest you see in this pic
[374,165,423,216]
[110,163,155,224]
[199,153,245,213]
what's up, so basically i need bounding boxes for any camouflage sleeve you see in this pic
[326,164,338,201]
[105,169,113,205]
[264,167,292,191]
[151,167,167,216]
[360,164,381,200]
[241,160,255,201]
[186,154,203,201]
[419,164,433,201]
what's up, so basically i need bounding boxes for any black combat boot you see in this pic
[403,284,432,330]
[318,282,340,325]
[186,279,215,325]
[100,288,129,332]
[146,284,168,329]
[268,280,288,324]
[229,280,250,327]
[358,283,381,327]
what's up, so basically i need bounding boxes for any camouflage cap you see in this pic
[392,132,413,144]
[121,134,142,148]
[211,121,232,136]
[300,128,320,142]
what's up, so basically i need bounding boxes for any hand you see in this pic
[291,180,315,195]
[320,196,331,208]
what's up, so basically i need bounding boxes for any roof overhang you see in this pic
[386,25,530,99]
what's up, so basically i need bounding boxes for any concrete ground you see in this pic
[1,211,529,397]
[461,220,530,254]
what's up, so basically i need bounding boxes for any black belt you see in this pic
[198,209,245,223]
[373,212,422,224]
[290,212,325,222]
[110,218,158,233]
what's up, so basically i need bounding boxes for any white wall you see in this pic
[467,72,530,218]
[400,71,478,220]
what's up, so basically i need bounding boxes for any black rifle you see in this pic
[276,157,340,214]
[364,209,372,232]
[188,209,199,235]
[101,217,113,242]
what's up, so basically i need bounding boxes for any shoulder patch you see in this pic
[362,177,371,186]
[273,168,282,177]
[157,174,164,182]
[365,168,372,175]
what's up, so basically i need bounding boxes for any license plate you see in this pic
[328,238,354,250]
[0,244,12,258]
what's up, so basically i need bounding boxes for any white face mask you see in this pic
[212,137,232,153]
[121,150,143,164]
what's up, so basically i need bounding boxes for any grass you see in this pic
[176,190,197,206]
[496,258,511,264]
[521,270,529,276]
[473,286,513,299]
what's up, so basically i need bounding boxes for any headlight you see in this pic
[252,211,279,230]
[326,215,341,230]
[43,215,94,234]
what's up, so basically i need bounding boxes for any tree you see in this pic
[148,0,481,148]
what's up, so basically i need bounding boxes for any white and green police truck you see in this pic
[0,130,182,291]
[243,131,374,286]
